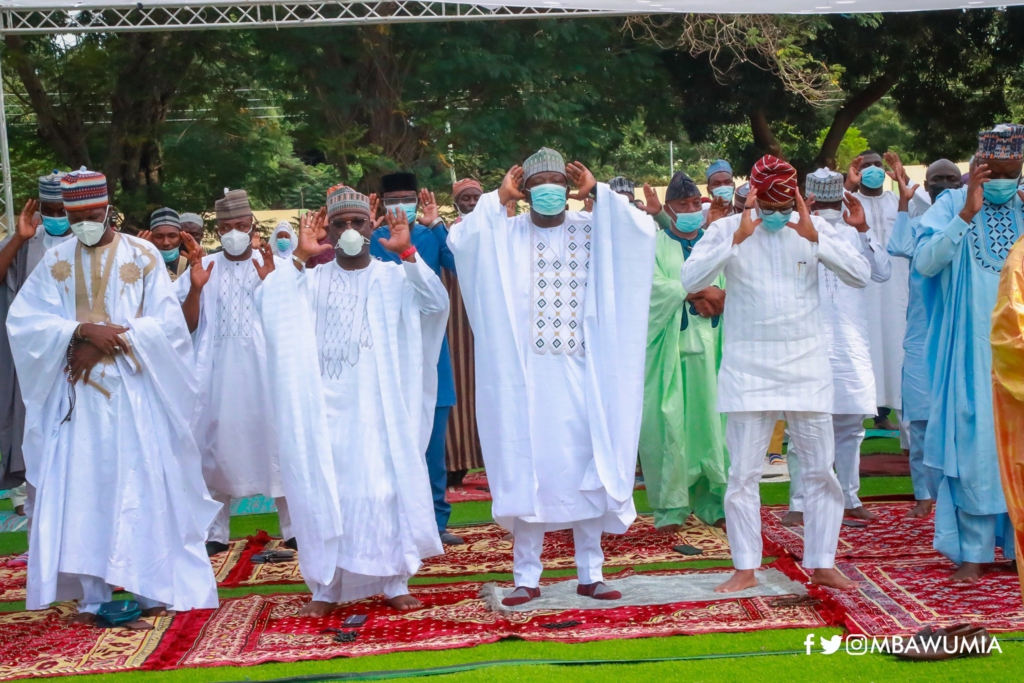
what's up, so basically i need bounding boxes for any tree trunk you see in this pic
[749,109,783,158]
[814,71,900,169]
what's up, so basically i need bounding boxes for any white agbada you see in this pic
[189,251,283,499]
[258,256,446,594]
[447,184,656,534]
[7,233,218,611]
[856,191,907,409]
[681,213,873,413]
[818,219,891,414]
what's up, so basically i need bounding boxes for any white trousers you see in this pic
[511,517,604,588]
[207,492,291,544]
[726,411,843,570]
[790,413,867,511]
[309,573,410,603]
[75,574,165,614]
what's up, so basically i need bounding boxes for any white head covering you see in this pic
[271,220,298,258]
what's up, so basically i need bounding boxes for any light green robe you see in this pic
[639,229,729,527]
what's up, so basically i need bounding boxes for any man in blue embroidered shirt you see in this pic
[371,172,462,546]
[915,124,1024,583]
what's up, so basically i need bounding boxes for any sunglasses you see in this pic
[330,218,369,230]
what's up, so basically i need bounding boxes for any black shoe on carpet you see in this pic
[440,532,465,546]
[283,537,298,551]
[206,541,230,557]
[673,544,704,556]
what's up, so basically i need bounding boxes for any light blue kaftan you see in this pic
[915,188,1021,564]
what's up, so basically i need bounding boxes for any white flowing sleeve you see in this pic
[403,257,450,315]
[681,217,737,292]
[848,223,891,283]
[816,218,871,288]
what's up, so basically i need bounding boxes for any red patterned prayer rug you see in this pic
[761,502,938,560]
[776,554,1024,636]
[0,539,248,605]
[146,569,830,671]
[0,604,171,680]
[218,516,731,588]
[445,471,491,504]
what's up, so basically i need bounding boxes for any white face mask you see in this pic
[220,229,251,256]
[337,228,369,257]
[70,207,109,247]
[816,209,843,225]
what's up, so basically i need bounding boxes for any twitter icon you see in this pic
[820,635,843,655]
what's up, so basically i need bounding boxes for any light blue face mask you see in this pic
[983,178,1020,205]
[41,214,70,236]
[160,247,180,263]
[394,203,418,226]
[711,186,735,202]
[860,165,886,190]
[759,209,793,233]
[674,210,704,233]
[528,184,568,217]
[276,238,293,253]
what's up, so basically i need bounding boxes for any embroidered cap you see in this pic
[150,207,181,230]
[215,189,252,221]
[665,172,700,201]
[805,168,845,203]
[705,159,733,180]
[38,170,66,203]
[179,212,203,227]
[327,183,371,218]
[452,178,483,200]
[523,147,566,182]
[750,155,798,207]
[608,176,635,195]
[60,167,108,211]
[976,124,1024,161]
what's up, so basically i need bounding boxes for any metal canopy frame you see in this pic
[0,1,631,229]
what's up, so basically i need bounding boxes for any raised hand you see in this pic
[566,161,596,201]
[505,200,518,218]
[184,233,214,289]
[293,207,332,264]
[733,188,762,245]
[960,163,990,223]
[583,196,594,213]
[883,151,908,184]
[253,242,276,281]
[138,230,153,243]
[180,231,206,258]
[16,200,40,242]
[368,194,386,230]
[78,322,131,357]
[498,166,526,206]
[842,192,869,233]
[637,183,662,217]
[419,188,441,226]
[707,196,731,225]
[845,155,864,191]
[379,208,414,259]
[789,191,819,243]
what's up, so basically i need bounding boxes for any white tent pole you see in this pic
[0,47,13,233]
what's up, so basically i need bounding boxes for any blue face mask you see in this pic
[41,215,70,236]
[674,210,704,233]
[759,209,793,233]
[711,186,734,202]
[860,165,886,190]
[395,202,418,226]
[983,178,1020,205]
[528,184,568,217]
[160,247,180,263]
[276,238,293,253]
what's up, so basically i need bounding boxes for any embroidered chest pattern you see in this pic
[321,266,372,380]
[969,201,1021,274]
[215,262,259,339]
[532,221,591,356]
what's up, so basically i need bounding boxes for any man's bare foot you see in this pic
[949,562,984,583]
[71,612,98,626]
[712,518,726,529]
[715,569,758,593]
[140,607,171,618]
[386,594,422,611]
[656,523,682,535]
[874,417,899,431]
[845,506,878,522]
[780,511,803,527]
[297,600,336,617]
[906,499,934,518]
[14,504,25,516]
[502,532,514,542]
[810,568,856,590]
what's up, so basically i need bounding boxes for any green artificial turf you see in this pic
[0,498,12,512]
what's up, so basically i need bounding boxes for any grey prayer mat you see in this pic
[480,568,807,612]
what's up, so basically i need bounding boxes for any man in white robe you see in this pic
[682,156,870,593]
[256,186,445,616]
[448,148,656,606]
[179,189,290,555]
[786,169,891,525]
[845,150,908,431]
[7,169,218,622]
